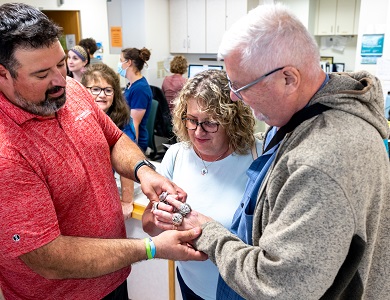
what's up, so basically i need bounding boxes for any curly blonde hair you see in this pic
[173,69,255,155]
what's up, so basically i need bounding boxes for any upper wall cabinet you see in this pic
[170,0,252,54]
[315,0,358,35]
[206,0,247,53]
[169,0,206,53]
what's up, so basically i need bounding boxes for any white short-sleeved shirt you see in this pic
[159,140,263,300]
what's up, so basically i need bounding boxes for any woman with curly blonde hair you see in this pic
[172,69,256,155]
[142,69,262,300]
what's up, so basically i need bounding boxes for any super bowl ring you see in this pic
[178,203,191,216]
[159,191,169,203]
[172,213,183,226]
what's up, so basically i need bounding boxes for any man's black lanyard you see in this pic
[263,103,332,153]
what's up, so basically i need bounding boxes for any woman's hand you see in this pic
[120,176,134,219]
[138,169,187,203]
[152,195,213,231]
[142,200,175,236]
[121,201,134,220]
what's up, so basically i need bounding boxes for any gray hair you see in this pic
[218,3,320,78]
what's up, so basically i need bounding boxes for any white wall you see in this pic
[0,0,171,88]
[355,0,390,99]
[144,0,170,87]
[316,36,358,72]
[354,0,389,73]
[0,0,120,74]
[107,0,170,87]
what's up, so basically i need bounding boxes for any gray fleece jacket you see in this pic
[195,71,390,300]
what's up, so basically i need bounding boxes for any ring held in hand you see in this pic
[159,191,169,204]
[178,203,191,216]
[172,213,183,226]
[152,202,159,210]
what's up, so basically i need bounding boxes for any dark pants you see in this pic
[177,268,204,300]
[102,279,128,300]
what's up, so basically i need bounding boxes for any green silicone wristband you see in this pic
[144,238,153,260]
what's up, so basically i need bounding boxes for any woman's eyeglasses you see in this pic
[182,117,219,133]
[87,86,114,96]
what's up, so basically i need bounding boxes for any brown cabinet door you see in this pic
[42,10,81,50]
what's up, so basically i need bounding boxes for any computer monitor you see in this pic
[188,64,223,78]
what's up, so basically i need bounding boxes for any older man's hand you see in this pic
[153,227,208,261]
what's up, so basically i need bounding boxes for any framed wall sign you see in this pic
[361,34,384,64]
[320,56,334,64]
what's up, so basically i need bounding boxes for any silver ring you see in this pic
[152,202,159,210]
[172,213,183,226]
[159,191,169,204]
[179,203,191,216]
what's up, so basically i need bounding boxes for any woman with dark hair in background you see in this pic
[118,47,153,152]
[162,55,188,113]
[78,37,100,65]
[81,63,137,219]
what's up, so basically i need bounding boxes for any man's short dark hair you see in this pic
[0,3,62,78]
[79,38,98,55]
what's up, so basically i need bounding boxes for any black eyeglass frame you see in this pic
[86,86,114,96]
[181,117,220,133]
[227,66,285,100]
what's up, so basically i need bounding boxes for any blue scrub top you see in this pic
[123,77,152,151]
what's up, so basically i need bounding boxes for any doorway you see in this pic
[42,10,81,51]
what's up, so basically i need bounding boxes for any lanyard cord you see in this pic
[264,103,332,153]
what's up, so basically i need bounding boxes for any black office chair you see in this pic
[146,99,166,161]
[146,99,158,159]
[149,85,175,143]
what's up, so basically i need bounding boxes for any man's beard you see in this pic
[13,86,66,116]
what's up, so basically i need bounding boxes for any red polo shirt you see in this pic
[0,78,130,299]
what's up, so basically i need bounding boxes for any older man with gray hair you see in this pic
[152,3,390,300]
